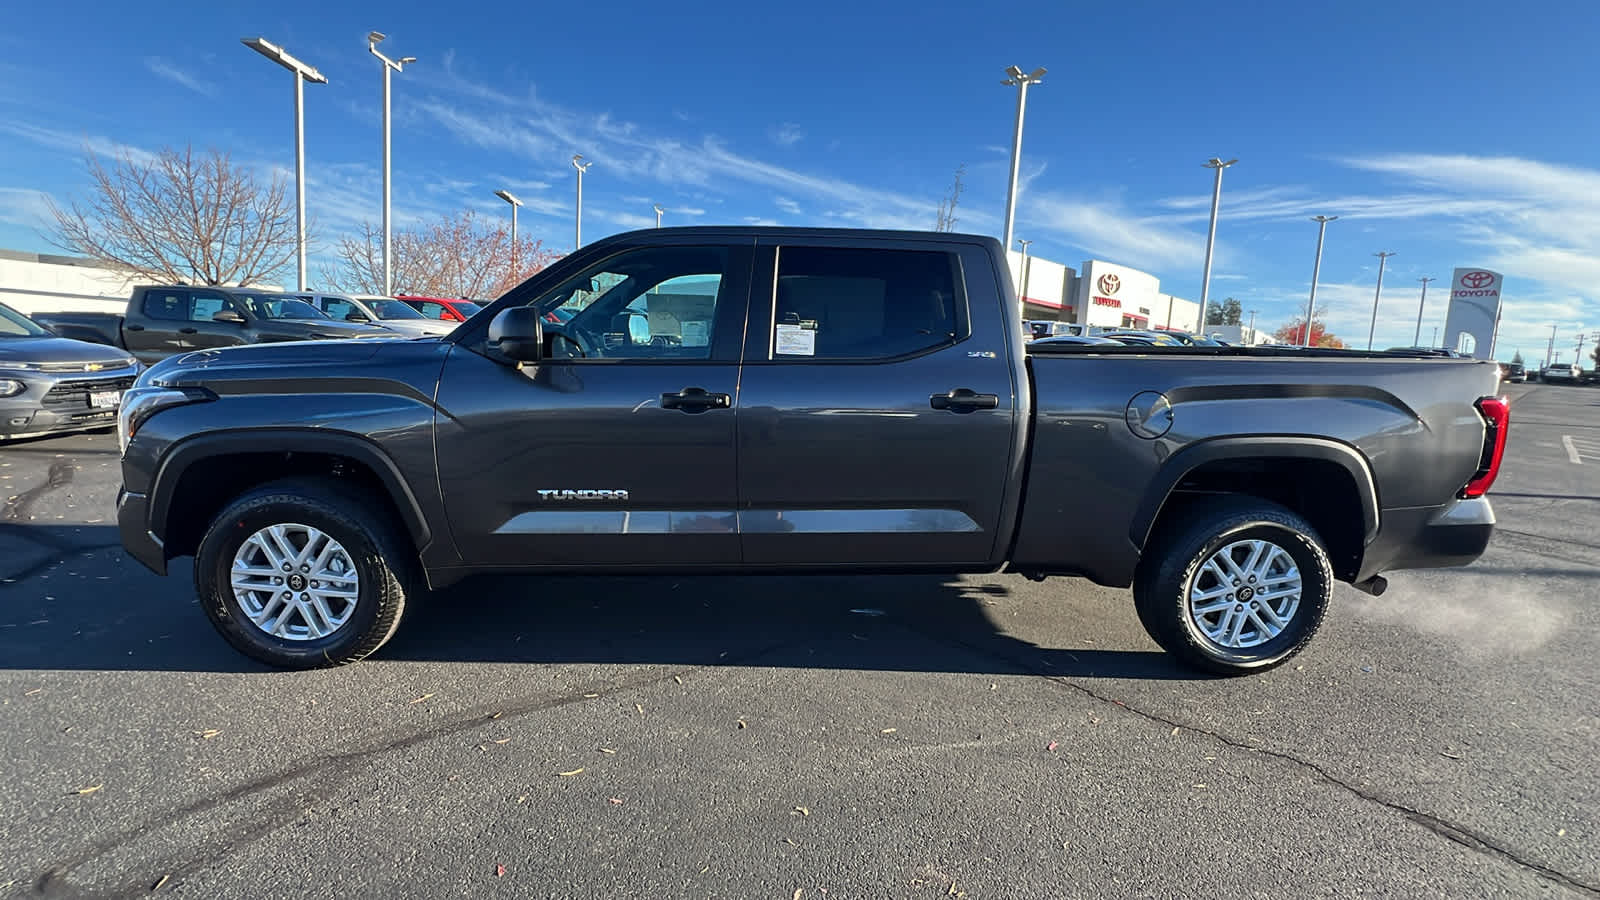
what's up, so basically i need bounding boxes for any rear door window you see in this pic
[142,290,190,321]
[769,246,965,360]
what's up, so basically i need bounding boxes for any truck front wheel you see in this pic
[1134,499,1331,675]
[193,478,417,668]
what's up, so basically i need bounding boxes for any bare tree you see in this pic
[48,145,299,286]
[324,209,558,298]
[934,164,966,232]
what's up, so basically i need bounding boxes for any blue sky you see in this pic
[1,0,1598,360]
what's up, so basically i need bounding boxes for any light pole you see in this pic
[1000,65,1046,254]
[571,154,592,249]
[1248,309,1258,342]
[1546,324,1557,367]
[653,204,664,228]
[368,32,415,298]
[1303,215,1337,347]
[1198,157,1237,332]
[1366,250,1396,351]
[1015,238,1032,321]
[1413,277,1434,347]
[1432,326,1439,348]
[495,189,522,281]
[242,37,327,291]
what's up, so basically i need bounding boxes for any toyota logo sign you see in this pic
[1097,274,1121,295]
[1461,271,1495,289]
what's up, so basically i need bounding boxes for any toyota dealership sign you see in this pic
[1442,268,1504,360]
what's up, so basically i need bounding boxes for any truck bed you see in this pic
[1010,350,1501,587]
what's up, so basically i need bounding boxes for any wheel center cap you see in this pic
[1237,586,1255,602]
[287,574,307,592]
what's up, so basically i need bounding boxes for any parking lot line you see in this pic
[1561,434,1600,464]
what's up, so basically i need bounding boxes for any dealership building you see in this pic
[1005,251,1202,334]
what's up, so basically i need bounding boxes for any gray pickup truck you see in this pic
[36,285,393,364]
[114,227,1508,675]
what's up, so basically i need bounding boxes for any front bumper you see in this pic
[0,366,140,441]
[117,488,167,576]
[1356,497,1495,582]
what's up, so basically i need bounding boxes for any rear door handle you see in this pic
[126,324,145,332]
[661,387,732,412]
[930,388,999,413]
[179,327,198,334]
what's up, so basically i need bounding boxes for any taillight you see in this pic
[1460,395,1509,498]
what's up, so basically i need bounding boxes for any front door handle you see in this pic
[661,387,732,412]
[930,388,999,413]
[179,327,198,334]
[126,324,145,332]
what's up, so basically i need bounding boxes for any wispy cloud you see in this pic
[0,187,53,228]
[143,57,216,98]
[1028,194,1205,270]
[0,121,156,165]
[774,196,802,216]
[769,123,805,147]
[594,209,657,230]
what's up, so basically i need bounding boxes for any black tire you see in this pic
[194,477,419,669]
[1134,498,1331,675]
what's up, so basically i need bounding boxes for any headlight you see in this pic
[0,378,25,397]
[117,386,214,455]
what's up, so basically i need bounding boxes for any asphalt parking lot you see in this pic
[1,382,1596,899]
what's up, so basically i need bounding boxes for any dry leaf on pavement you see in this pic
[72,785,103,795]
[409,693,435,704]
[495,864,506,877]
[557,768,584,777]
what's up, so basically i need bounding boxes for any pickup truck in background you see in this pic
[115,227,1508,676]
[36,285,394,364]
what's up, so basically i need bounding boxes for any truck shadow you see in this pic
[384,572,1188,680]
[0,535,1188,679]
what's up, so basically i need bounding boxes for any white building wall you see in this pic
[0,250,140,315]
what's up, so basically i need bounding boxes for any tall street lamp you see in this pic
[1303,215,1337,347]
[1015,238,1032,320]
[1198,157,1237,332]
[1413,277,1434,347]
[1248,309,1258,342]
[654,204,664,228]
[1000,65,1046,254]
[572,154,592,249]
[1366,250,1396,351]
[368,32,415,298]
[242,37,327,291]
[495,189,522,280]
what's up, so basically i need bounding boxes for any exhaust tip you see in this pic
[1352,575,1388,597]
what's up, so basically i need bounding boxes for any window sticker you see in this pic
[775,323,816,356]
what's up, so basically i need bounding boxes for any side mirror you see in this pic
[212,310,246,324]
[488,307,543,363]
[345,311,371,323]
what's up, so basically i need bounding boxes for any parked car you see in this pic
[0,301,141,441]
[1156,330,1225,347]
[1498,362,1526,383]
[1095,330,1185,346]
[1386,347,1464,358]
[299,292,456,338]
[1541,362,1582,384]
[1028,334,1125,347]
[396,295,485,323]
[34,286,394,364]
[1026,320,1085,339]
[118,227,1505,677]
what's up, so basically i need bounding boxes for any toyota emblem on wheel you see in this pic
[1461,271,1495,289]
[1097,274,1121,295]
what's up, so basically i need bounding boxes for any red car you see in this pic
[395,295,486,323]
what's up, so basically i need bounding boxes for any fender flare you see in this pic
[1128,436,1380,550]
[147,428,432,550]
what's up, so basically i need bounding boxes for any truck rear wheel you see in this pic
[194,478,417,669]
[1134,499,1331,675]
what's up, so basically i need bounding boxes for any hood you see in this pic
[143,337,449,388]
[0,336,139,369]
[271,318,394,338]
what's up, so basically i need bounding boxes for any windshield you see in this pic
[454,301,484,316]
[236,294,330,320]
[368,299,426,321]
[0,302,51,337]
